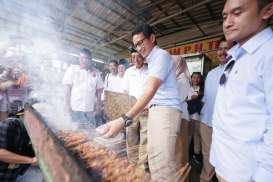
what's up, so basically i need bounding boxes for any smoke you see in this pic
[0,0,80,130]
[0,0,124,141]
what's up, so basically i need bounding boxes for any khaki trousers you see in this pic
[126,114,148,167]
[147,106,182,182]
[200,122,215,182]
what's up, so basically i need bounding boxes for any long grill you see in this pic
[24,106,147,182]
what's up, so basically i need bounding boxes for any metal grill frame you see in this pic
[24,106,101,182]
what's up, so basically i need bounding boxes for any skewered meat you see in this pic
[57,130,148,182]
[56,130,88,148]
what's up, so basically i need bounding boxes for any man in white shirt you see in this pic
[103,60,124,93]
[98,24,190,181]
[200,38,231,182]
[0,66,27,120]
[62,48,104,129]
[210,0,273,181]
[123,48,149,170]
[118,60,126,79]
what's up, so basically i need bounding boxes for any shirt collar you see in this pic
[146,45,159,63]
[219,64,225,69]
[227,43,241,61]
[242,27,273,54]
[227,28,273,60]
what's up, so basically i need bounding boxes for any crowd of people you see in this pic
[98,0,273,181]
[0,44,43,181]
[0,0,272,181]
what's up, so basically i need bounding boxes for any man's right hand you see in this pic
[96,117,125,138]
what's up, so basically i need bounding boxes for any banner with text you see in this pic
[167,37,222,65]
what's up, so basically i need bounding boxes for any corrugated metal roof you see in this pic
[1,0,271,62]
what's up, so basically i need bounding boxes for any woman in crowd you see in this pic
[188,72,204,164]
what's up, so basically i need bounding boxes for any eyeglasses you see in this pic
[219,56,235,85]
[133,37,146,50]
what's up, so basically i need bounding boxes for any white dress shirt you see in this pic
[62,65,104,112]
[104,73,124,93]
[210,28,273,182]
[122,65,148,99]
[200,65,225,127]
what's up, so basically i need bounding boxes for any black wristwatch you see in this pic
[121,114,133,127]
